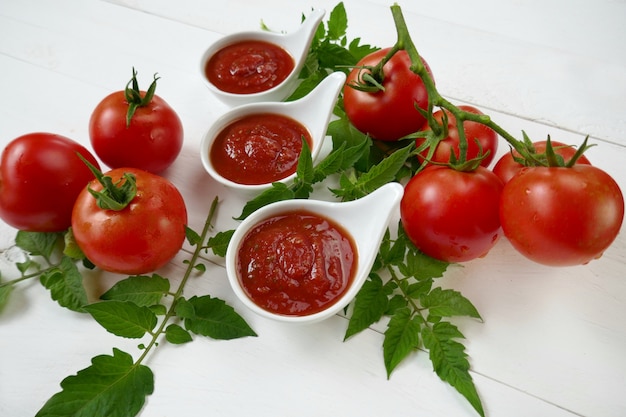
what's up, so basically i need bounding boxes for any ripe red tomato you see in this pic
[89,70,183,174]
[0,132,100,232]
[400,166,504,262]
[415,105,498,167]
[71,167,188,274]
[493,140,591,183]
[500,165,623,266]
[343,48,433,141]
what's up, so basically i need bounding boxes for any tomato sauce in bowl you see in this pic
[205,40,295,95]
[235,210,357,317]
[209,113,311,185]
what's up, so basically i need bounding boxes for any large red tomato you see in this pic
[343,48,433,141]
[89,69,183,174]
[415,105,498,167]
[493,140,591,183]
[0,132,100,232]
[500,165,623,266]
[71,167,188,274]
[400,166,504,262]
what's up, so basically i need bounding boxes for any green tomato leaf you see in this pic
[326,1,347,40]
[63,228,86,260]
[207,229,234,258]
[185,226,203,246]
[234,182,295,220]
[344,274,390,340]
[165,323,193,344]
[399,243,449,281]
[83,301,158,339]
[422,321,484,417]
[0,280,13,313]
[333,142,413,201]
[383,307,422,378]
[175,295,257,340]
[421,287,482,320]
[40,256,88,312]
[35,348,154,417]
[15,230,61,259]
[100,274,170,307]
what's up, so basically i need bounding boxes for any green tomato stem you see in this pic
[135,196,220,365]
[388,4,533,167]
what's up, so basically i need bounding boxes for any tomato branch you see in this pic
[135,196,220,365]
[388,4,535,166]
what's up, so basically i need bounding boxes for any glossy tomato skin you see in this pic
[416,105,498,167]
[343,48,433,141]
[500,165,624,266]
[493,140,591,183]
[0,132,100,232]
[400,166,504,262]
[89,91,183,174]
[71,167,188,274]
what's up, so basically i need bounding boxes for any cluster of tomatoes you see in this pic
[343,49,624,267]
[0,70,188,275]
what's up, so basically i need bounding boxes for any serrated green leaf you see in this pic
[234,182,295,220]
[185,226,202,246]
[100,274,170,307]
[326,2,347,40]
[422,287,482,320]
[344,275,390,340]
[385,294,408,315]
[347,37,379,61]
[422,322,484,417]
[40,256,87,312]
[383,308,422,378]
[334,143,413,201]
[401,245,449,281]
[165,323,193,344]
[15,231,60,259]
[83,301,158,339]
[176,295,257,340]
[207,229,234,258]
[0,282,13,313]
[63,228,85,260]
[35,348,153,417]
[16,258,39,275]
[296,135,314,186]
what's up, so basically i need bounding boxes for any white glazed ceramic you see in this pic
[225,182,405,324]
[200,9,325,106]
[200,71,346,198]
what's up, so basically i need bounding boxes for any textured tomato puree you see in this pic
[236,210,357,316]
[210,113,311,185]
[205,40,295,94]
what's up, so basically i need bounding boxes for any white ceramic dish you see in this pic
[200,71,346,198]
[225,182,405,324]
[200,9,325,106]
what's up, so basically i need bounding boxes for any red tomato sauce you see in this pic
[205,40,295,94]
[236,210,357,316]
[210,113,311,185]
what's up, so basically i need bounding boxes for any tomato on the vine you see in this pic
[500,165,623,266]
[89,68,184,174]
[343,48,433,142]
[400,165,504,262]
[0,132,101,232]
[71,166,188,275]
[493,140,591,183]
[415,105,498,167]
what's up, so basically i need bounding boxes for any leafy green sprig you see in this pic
[1,198,256,417]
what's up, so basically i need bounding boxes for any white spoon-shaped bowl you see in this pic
[200,71,346,198]
[225,182,405,324]
[200,9,325,106]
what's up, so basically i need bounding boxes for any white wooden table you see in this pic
[1,1,625,416]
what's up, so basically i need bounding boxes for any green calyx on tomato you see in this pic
[124,67,159,127]
[78,153,137,211]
